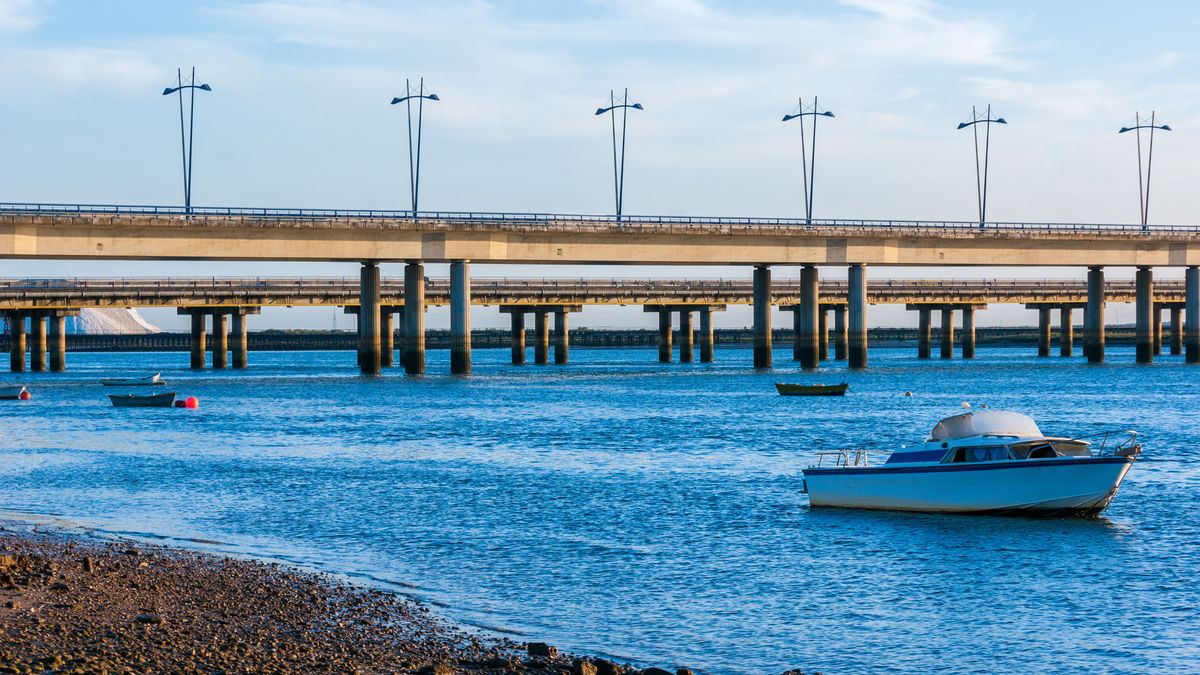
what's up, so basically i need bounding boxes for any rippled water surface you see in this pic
[2,346,1198,673]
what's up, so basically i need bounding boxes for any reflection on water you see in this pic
[1,346,1197,673]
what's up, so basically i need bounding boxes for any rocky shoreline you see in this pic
[0,523,743,674]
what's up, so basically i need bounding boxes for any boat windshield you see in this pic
[943,446,1014,463]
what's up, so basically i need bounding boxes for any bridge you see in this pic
[4,201,1200,373]
[0,276,1191,373]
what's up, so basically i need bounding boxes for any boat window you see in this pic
[945,446,1014,463]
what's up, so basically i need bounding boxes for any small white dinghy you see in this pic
[100,373,165,387]
[803,409,1141,517]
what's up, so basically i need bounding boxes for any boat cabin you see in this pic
[885,410,1092,465]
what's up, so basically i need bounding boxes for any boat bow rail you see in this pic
[1074,430,1141,458]
[812,449,879,468]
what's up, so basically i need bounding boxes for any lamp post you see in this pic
[1119,112,1171,230]
[782,97,835,224]
[595,88,643,221]
[161,67,212,214]
[391,78,440,215]
[957,105,1006,228]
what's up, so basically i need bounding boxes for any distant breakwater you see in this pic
[0,327,1142,352]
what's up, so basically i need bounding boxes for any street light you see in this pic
[781,97,835,224]
[391,78,440,215]
[957,105,1006,228]
[161,67,212,214]
[595,88,643,221]
[1119,111,1171,229]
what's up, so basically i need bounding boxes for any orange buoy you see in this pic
[184,396,199,409]
[18,390,30,401]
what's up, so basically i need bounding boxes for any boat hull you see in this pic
[803,457,1135,516]
[108,392,177,408]
[776,383,848,396]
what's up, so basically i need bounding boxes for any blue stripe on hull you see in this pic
[804,456,1132,477]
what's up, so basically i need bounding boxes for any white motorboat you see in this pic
[803,409,1141,517]
[100,373,165,386]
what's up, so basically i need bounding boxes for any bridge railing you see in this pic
[3,202,1200,234]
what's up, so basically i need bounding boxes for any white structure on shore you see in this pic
[77,308,161,335]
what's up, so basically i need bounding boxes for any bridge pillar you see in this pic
[1037,307,1051,357]
[700,307,715,363]
[29,314,46,372]
[753,265,772,369]
[211,312,229,369]
[1189,267,1200,364]
[1136,266,1153,364]
[402,262,425,375]
[1152,303,1163,357]
[1085,266,1105,363]
[190,313,206,369]
[1171,306,1183,356]
[49,313,67,372]
[231,311,248,369]
[510,311,526,365]
[678,309,694,363]
[450,261,471,375]
[797,265,819,369]
[833,306,847,361]
[848,264,867,369]
[961,306,976,359]
[534,310,550,365]
[818,306,829,361]
[7,314,25,373]
[357,262,382,375]
[940,308,954,359]
[791,304,802,362]
[917,307,931,359]
[658,309,673,363]
[1059,307,1074,357]
[554,308,569,365]
[379,309,395,368]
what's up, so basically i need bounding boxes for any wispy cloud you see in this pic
[0,0,42,33]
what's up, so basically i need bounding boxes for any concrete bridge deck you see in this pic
[0,277,1186,310]
[5,202,1200,266]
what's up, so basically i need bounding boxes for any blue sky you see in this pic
[1,0,1197,329]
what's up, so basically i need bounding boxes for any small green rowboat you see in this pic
[775,382,849,397]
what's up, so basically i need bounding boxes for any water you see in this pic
[1,346,1198,674]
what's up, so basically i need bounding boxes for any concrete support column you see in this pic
[358,262,381,375]
[940,309,955,359]
[1171,306,1183,356]
[1152,304,1163,356]
[1085,266,1105,363]
[1136,267,1154,364]
[49,314,66,372]
[658,310,673,363]
[554,309,569,365]
[231,312,248,369]
[211,313,229,370]
[379,310,394,368]
[1059,307,1073,357]
[848,264,867,369]
[833,306,847,361]
[29,315,46,372]
[1037,308,1051,358]
[961,307,976,359]
[1189,267,1200,364]
[699,307,714,363]
[190,313,206,369]
[511,312,526,365]
[917,308,931,359]
[8,316,25,373]
[678,310,694,363]
[403,262,425,375]
[534,311,549,365]
[753,265,772,369]
[818,308,829,361]
[798,265,820,369]
[450,261,471,375]
[791,306,802,362]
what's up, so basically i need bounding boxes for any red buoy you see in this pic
[184,396,199,409]
[18,390,30,401]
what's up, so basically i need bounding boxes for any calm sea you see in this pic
[1,346,1197,674]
